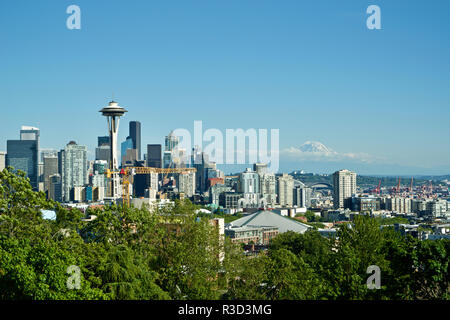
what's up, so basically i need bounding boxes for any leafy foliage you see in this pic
[0,168,448,300]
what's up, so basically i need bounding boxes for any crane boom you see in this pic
[105,166,197,207]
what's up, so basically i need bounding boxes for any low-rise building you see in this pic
[383,197,412,213]
[209,184,232,206]
[426,200,448,218]
[351,196,380,212]
[225,226,278,245]
[225,209,311,245]
[219,192,243,210]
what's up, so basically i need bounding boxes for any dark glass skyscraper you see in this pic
[129,121,141,160]
[97,136,110,147]
[20,126,40,154]
[147,144,162,168]
[6,140,38,190]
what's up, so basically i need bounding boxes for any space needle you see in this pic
[100,100,127,199]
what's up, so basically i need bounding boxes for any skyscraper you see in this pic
[97,136,110,147]
[147,144,162,168]
[90,160,108,201]
[163,151,172,168]
[95,145,111,163]
[294,186,312,208]
[260,172,277,206]
[277,173,294,207]
[165,131,179,152]
[192,151,216,194]
[61,141,88,202]
[129,121,141,160]
[48,174,62,202]
[6,139,38,190]
[133,160,159,198]
[177,172,196,197]
[58,150,64,176]
[253,163,268,175]
[43,156,58,193]
[40,149,57,163]
[121,136,135,166]
[96,136,111,163]
[20,126,40,155]
[238,168,260,194]
[163,131,181,169]
[238,168,261,208]
[333,169,357,209]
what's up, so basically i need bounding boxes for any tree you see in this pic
[265,248,323,299]
[412,239,449,299]
[223,253,270,300]
[328,215,390,299]
[151,200,224,299]
[1,168,449,300]
[0,235,107,300]
[97,244,169,300]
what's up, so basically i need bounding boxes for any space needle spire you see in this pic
[99,100,127,199]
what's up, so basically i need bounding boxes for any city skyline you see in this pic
[2,119,450,176]
[1,0,449,305]
[1,1,450,175]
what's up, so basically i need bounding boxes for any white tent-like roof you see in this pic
[228,210,311,234]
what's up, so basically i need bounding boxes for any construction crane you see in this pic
[162,160,177,187]
[375,179,381,195]
[396,177,401,196]
[106,167,196,207]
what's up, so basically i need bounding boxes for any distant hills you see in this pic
[290,172,450,188]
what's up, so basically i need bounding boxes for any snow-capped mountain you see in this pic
[298,141,336,154]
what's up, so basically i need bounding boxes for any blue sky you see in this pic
[1,0,450,175]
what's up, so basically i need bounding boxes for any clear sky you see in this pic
[1,0,449,175]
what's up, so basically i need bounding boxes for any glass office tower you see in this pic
[6,140,39,190]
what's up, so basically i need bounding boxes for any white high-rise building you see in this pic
[177,172,196,197]
[253,163,268,175]
[237,168,261,208]
[238,168,260,194]
[61,141,88,202]
[333,169,357,209]
[260,173,277,206]
[149,173,159,192]
[91,160,108,200]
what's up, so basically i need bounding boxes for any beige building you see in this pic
[333,169,356,209]
[0,151,5,171]
[277,173,294,207]
[384,197,412,213]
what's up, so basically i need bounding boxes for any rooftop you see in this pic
[228,210,311,234]
[21,126,39,131]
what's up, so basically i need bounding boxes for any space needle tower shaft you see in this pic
[99,100,127,199]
